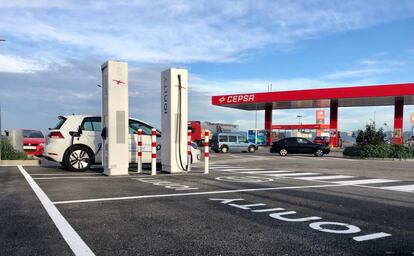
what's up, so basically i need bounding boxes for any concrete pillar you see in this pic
[265,105,272,146]
[393,97,404,145]
[329,101,338,147]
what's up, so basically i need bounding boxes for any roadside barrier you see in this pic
[204,130,209,174]
[137,129,142,173]
[151,128,157,176]
[187,130,192,172]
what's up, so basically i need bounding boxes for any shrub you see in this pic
[0,139,32,160]
[355,123,386,146]
[343,144,414,159]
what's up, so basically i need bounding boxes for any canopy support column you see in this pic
[393,97,404,145]
[329,101,338,147]
[265,105,272,146]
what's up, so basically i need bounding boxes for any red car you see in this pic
[314,136,329,146]
[23,129,45,156]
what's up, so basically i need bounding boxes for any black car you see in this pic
[270,137,330,157]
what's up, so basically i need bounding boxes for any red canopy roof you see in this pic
[211,83,414,110]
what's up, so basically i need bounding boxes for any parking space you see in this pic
[1,153,414,255]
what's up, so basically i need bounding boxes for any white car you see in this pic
[44,115,201,171]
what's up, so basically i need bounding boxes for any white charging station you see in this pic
[161,68,189,173]
[101,60,129,176]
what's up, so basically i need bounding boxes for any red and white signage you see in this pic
[316,110,325,124]
[218,94,255,104]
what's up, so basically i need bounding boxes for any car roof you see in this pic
[61,114,151,126]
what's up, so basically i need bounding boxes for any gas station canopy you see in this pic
[211,83,414,110]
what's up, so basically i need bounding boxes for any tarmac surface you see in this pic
[1,151,413,255]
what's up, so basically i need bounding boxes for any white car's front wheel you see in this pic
[64,145,93,172]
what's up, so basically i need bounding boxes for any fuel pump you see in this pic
[101,60,129,176]
[161,68,189,173]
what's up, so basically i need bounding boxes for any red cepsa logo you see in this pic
[112,79,126,85]
[219,94,255,104]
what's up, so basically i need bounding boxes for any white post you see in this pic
[204,130,209,174]
[137,129,142,173]
[151,128,157,176]
[187,130,192,172]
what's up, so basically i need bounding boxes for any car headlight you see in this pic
[191,142,198,149]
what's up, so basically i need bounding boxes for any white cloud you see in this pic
[1,1,414,63]
[0,54,50,73]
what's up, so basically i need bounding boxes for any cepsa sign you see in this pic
[218,94,255,104]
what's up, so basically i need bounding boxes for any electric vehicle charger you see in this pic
[176,74,189,172]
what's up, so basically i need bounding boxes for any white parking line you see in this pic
[326,157,359,162]
[34,176,108,180]
[53,184,347,205]
[17,165,95,256]
[378,184,414,192]
[332,179,399,185]
[241,170,293,174]
[265,172,320,177]
[294,156,324,161]
[296,175,356,180]
[31,173,102,176]
[214,168,265,172]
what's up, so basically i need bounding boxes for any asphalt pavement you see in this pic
[1,151,413,255]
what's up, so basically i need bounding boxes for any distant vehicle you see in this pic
[270,137,330,157]
[314,136,329,146]
[188,121,239,145]
[21,129,45,156]
[44,115,201,172]
[406,136,414,147]
[211,132,257,153]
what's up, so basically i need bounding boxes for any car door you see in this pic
[79,117,102,163]
[296,138,314,154]
[228,135,238,152]
[285,138,299,153]
[238,135,249,152]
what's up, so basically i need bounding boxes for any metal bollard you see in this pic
[137,129,142,173]
[151,128,157,176]
[187,130,192,172]
[204,130,209,174]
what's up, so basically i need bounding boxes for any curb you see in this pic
[342,155,414,162]
[0,159,40,166]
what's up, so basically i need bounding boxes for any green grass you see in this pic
[1,139,33,160]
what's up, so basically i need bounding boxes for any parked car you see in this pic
[211,132,258,153]
[22,129,45,156]
[314,136,329,146]
[44,115,201,171]
[270,137,330,157]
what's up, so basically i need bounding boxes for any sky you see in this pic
[1,0,414,134]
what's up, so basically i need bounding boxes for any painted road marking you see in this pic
[265,172,320,177]
[295,175,356,180]
[30,173,102,176]
[332,179,399,185]
[33,176,107,180]
[211,198,391,242]
[214,168,265,172]
[378,184,414,192]
[134,178,199,191]
[352,232,392,242]
[295,156,324,161]
[327,157,359,162]
[240,170,293,174]
[216,176,274,183]
[17,165,95,256]
[251,208,285,212]
[53,184,347,205]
